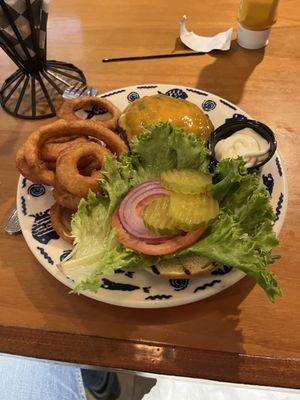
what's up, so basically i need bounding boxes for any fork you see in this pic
[62,82,98,100]
[45,70,99,100]
[4,81,98,235]
[4,208,20,235]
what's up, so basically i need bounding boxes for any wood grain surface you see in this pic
[0,0,299,389]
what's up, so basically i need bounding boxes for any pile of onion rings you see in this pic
[57,97,121,131]
[16,117,128,243]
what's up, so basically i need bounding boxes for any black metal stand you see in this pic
[0,61,86,119]
[0,0,86,119]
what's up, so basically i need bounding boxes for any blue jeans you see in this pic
[0,354,87,400]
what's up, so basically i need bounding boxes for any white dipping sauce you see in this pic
[214,128,270,168]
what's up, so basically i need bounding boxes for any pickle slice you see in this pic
[169,192,219,231]
[161,169,212,195]
[143,196,180,236]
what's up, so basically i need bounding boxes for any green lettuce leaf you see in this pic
[127,122,210,184]
[212,158,275,230]
[185,157,281,302]
[61,122,210,292]
[174,212,281,302]
[61,123,281,301]
[62,193,154,293]
[100,155,133,216]
[69,230,154,294]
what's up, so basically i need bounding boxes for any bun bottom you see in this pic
[145,254,219,279]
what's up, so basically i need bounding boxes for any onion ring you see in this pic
[53,159,100,208]
[43,156,97,173]
[50,202,74,244]
[57,97,121,131]
[56,142,112,198]
[16,146,46,184]
[52,187,81,210]
[45,135,79,144]
[40,136,88,162]
[23,120,128,186]
[34,137,94,173]
[79,156,100,176]
[45,161,56,171]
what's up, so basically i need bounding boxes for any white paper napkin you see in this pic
[180,15,233,52]
[142,377,300,400]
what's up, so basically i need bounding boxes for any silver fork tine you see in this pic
[62,82,98,100]
[63,82,79,99]
[70,82,81,95]
[86,87,98,97]
[78,84,88,96]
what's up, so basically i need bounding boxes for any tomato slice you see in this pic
[112,208,206,256]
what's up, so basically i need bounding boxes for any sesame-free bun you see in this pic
[146,254,217,279]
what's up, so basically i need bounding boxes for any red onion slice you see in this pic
[118,178,176,242]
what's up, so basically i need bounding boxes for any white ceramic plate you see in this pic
[17,84,288,308]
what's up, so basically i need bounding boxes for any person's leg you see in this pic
[0,353,86,400]
[81,368,120,400]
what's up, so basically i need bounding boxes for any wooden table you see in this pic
[0,0,299,390]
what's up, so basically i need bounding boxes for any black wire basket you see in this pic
[0,0,86,119]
